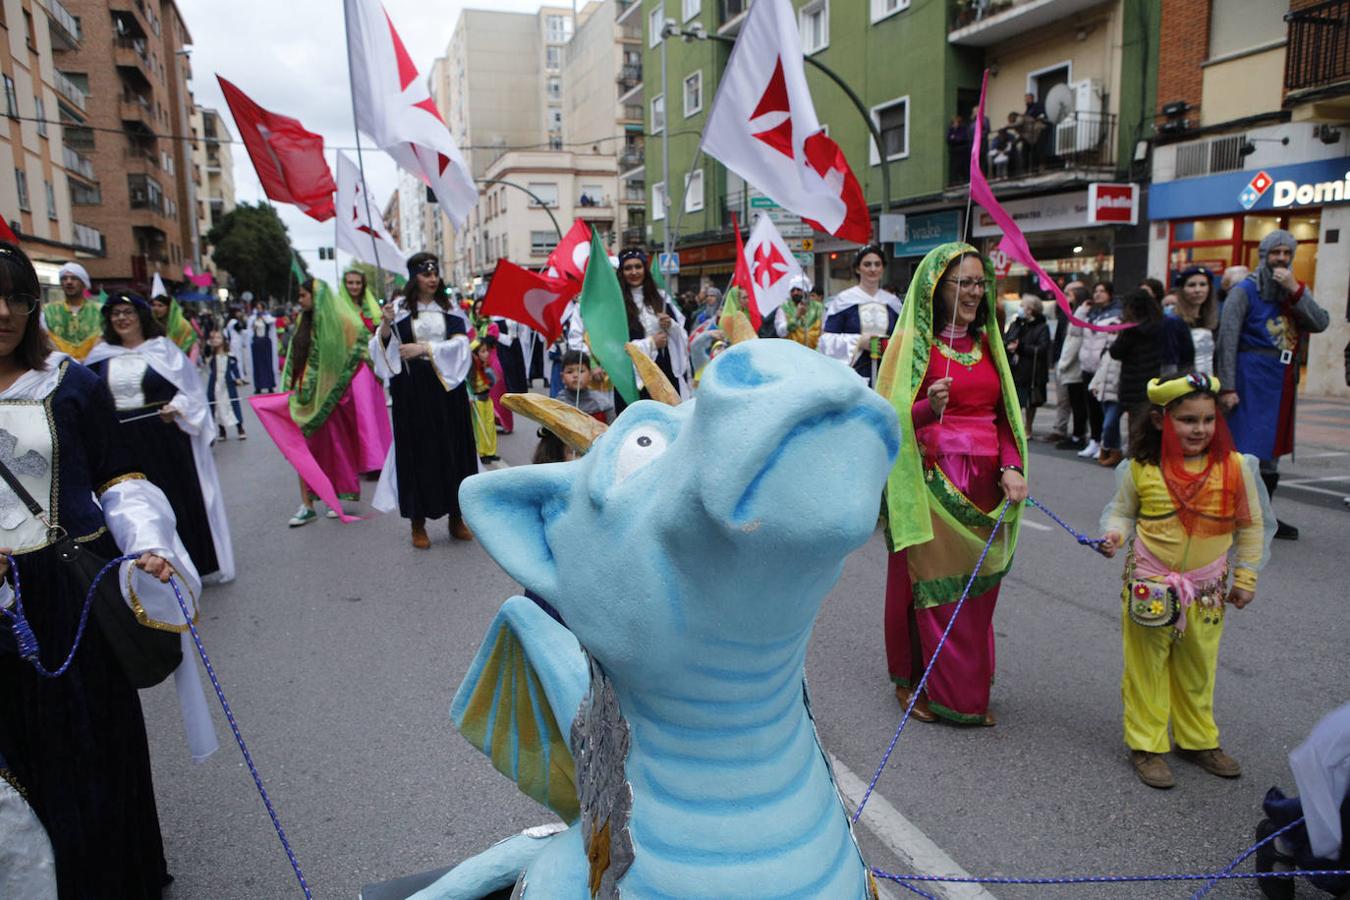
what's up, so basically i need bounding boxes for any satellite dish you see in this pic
[1044,83,1075,124]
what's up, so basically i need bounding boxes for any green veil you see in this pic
[283,278,369,436]
[875,242,1026,604]
[161,297,198,357]
[342,267,384,323]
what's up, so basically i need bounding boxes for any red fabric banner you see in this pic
[730,213,763,331]
[481,259,580,344]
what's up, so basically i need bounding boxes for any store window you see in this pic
[1167,211,1320,290]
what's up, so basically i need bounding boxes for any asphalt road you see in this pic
[141,395,1349,900]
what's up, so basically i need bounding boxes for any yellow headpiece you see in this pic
[1146,372,1221,407]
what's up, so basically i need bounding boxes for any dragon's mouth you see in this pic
[730,403,897,526]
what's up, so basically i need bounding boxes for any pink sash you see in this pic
[1132,539,1228,632]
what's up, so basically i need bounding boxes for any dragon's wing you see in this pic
[451,596,587,823]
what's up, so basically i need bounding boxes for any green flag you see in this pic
[290,253,306,285]
[651,255,667,293]
[578,226,638,405]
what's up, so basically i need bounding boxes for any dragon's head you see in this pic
[461,340,898,691]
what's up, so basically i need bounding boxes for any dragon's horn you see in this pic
[624,343,681,406]
[501,393,608,452]
[722,311,759,345]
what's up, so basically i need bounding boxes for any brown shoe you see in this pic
[1098,449,1124,467]
[1130,750,1175,789]
[450,517,474,542]
[410,518,430,550]
[1176,747,1241,778]
[894,684,937,722]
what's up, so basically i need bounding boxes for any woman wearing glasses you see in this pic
[876,243,1028,725]
[0,243,212,897]
[86,293,234,583]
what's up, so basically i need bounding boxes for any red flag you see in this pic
[481,259,579,344]
[968,71,1129,334]
[731,213,762,331]
[217,76,336,222]
[544,219,594,285]
[0,217,19,244]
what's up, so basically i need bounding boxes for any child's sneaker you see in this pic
[1130,750,1175,789]
[288,506,317,527]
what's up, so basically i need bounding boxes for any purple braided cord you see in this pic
[1190,815,1304,899]
[1027,495,1111,554]
[0,552,125,678]
[852,502,1011,825]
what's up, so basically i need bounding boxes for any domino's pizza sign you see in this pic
[1238,171,1273,210]
[1150,157,1350,220]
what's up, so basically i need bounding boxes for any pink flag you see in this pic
[249,392,363,523]
[969,71,1130,334]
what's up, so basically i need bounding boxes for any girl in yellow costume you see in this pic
[1101,372,1273,789]
[468,339,499,464]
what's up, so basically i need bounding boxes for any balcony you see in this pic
[622,226,644,246]
[38,0,82,50]
[1284,0,1350,121]
[62,145,96,181]
[115,36,153,81]
[73,223,105,255]
[620,103,643,124]
[120,92,155,132]
[123,145,159,171]
[53,71,86,112]
[617,65,642,91]
[619,147,644,170]
[947,111,1118,187]
[949,0,1105,46]
[70,182,101,205]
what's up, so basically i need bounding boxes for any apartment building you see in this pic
[190,104,233,282]
[62,0,198,288]
[0,0,99,288]
[1147,0,1350,398]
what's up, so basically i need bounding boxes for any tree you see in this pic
[205,203,301,301]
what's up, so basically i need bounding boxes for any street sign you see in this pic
[793,252,813,267]
[750,196,780,209]
[800,238,814,252]
[777,223,814,238]
[763,208,801,225]
[658,252,680,275]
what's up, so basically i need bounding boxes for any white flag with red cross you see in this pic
[744,212,805,318]
[335,152,407,272]
[345,0,477,228]
[700,0,871,244]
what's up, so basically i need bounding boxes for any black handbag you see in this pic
[0,458,181,688]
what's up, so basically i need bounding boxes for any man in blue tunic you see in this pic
[1214,229,1329,540]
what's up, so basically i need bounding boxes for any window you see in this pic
[545,46,562,70]
[720,0,748,25]
[652,181,667,220]
[799,1,828,54]
[870,0,909,22]
[15,169,29,211]
[870,96,909,163]
[531,231,558,256]
[34,96,45,137]
[649,6,664,48]
[651,93,665,133]
[684,169,704,212]
[683,71,702,117]
[44,181,56,220]
[682,0,700,22]
[548,108,563,130]
[545,14,571,43]
[527,182,559,207]
[3,77,16,118]
[1209,0,1286,60]
[547,77,562,100]
[579,183,605,206]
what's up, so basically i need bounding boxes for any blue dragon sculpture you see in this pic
[415,340,899,899]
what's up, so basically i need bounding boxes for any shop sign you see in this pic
[892,210,961,256]
[988,248,1014,278]
[1087,183,1139,225]
[971,191,1094,237]
[677,241,735,265]
[1150,156,1350,220]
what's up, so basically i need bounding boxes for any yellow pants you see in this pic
[1121,598,1224,753]
[471,396,497,458]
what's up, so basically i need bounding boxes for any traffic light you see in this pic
[317,247,335,260]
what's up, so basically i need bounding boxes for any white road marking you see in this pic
[1282,476,1349,485]
[1019,519,1053,532]
[830,752,998,900]
[1280,480,1350,498]
[1294,451,1349,459]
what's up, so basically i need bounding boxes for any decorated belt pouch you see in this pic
[1126,579,1180,628]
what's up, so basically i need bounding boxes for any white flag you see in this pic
[150,271,167,299]
[700,0,871,243]
[335,152,407,272]
[345,0,477,228]
[744,212,805,317]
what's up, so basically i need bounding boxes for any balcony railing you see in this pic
[38,0,82,49]
[73,223,105,254]
[620,148,644,169]
[949,0,1104,46]
[70,183,101,205]
[53,71,86,111]
[622,227,645,246]
[622,103,643,122]
[1285,0,1350,93]
[62,145,96,180]
[947,111,1118,186]
[617,65,642,89]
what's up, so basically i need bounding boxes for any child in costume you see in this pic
[556,349,613,423]
[206,331,246,441]
[469,339,499,465]
[1100,372,1274,789]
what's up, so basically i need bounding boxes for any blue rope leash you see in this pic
[2,554,313,899]
[1027,494,1112,554]
[1189,815,1303,900]
[852,503,1011,825]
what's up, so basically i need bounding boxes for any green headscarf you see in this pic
[342,267,384,323]
[160,297,198,357]
[875,242,1026,605]
[283,278,369,436]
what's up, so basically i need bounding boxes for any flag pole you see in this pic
[342,1,385,295]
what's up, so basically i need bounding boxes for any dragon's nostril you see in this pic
[710,350,773,389]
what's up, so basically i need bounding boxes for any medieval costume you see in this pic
[370,278,478,539]
[0,352,214,898]
[225,312,251,380]
[820,283,902,385]
[42,262,103,360]
[617,249,692,410]
[340,267,384,332]
[248,308,280,393]
[470,307,513,434]
[775,291,825,348]
[493,316,530,395]
[87,331,235,583]
[1214,229,1329,539]
[206,345,246,439]
[876,243,1025,724]
[337,272,395,475]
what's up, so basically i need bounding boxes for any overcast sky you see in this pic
[179,0,551,281]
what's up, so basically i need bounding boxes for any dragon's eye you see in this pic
[615,426,668,483]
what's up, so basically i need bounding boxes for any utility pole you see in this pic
[660,6,673,284]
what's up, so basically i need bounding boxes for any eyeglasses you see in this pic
[0,294,38,315]
[107,306,139,320]
[942,278,988,292]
